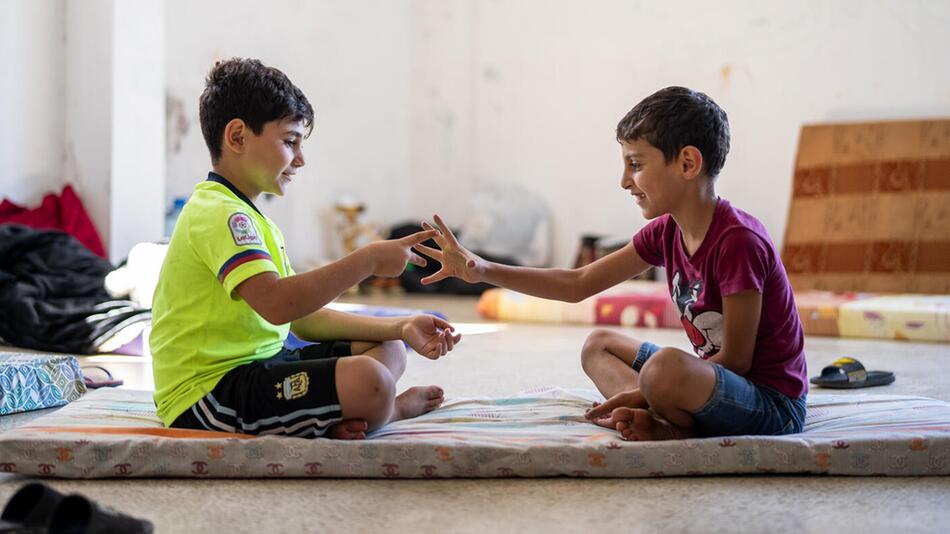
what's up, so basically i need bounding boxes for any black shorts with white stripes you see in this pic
[171,341,352,438]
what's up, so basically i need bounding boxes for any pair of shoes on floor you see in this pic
[0,481,152,533]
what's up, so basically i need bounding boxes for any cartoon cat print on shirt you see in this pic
[671,271,723,358]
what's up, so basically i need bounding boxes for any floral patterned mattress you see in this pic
[0,387,948,478]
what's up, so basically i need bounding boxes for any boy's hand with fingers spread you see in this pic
[363,229,441,278]
[401,314,462,360]
[584,388,648,427]
[413,214,486,284]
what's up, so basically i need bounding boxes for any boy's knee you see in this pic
[380,339,407,377]
[580,329,614,365]
[381,339,407,360]
[639,349,689,398]
[350,355,395,402]
[336,355,395,425]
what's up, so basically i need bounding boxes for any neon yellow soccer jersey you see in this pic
[150,173,295,425]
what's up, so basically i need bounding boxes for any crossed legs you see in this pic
[328,340,443,439]
[580,329,717,440]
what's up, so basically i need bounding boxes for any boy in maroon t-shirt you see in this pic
[415,87,807,440]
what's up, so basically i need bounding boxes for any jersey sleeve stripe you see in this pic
[217,249,273,282]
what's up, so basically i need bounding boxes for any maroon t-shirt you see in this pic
[633,198,807,398]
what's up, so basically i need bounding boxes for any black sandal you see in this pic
[809,357,895,389]
[80,366,124,389]
[0,481,66,532]
[49,494,153,534]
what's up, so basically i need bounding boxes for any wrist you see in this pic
[396,316,411,340]
[349,245,377,279]
[475,259,493,283]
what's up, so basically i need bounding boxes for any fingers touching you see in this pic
[431,214,460,246]
[403,228,440,246]
[413,243,443,261]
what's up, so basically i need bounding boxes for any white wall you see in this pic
[110,0,165,263]
[407,0,950,266]
[8,1,945,267]
[1,0,163,263]
[164,0,413,266]
[63,0,113,254]
[64,0,165,263]
[0,0,65,205]
[164,0,950,268]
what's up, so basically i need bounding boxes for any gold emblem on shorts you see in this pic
[275,372,309,400]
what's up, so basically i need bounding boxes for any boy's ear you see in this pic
[678,146,704,180]
[222,119,248,156]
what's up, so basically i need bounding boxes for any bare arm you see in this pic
[290,307,403,341]
[291,308,462,360]
[476,242,653,303]
[414,215,652,303]
[235,229,438,325]
[706,289,762,375]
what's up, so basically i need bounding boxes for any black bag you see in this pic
[0,224,150,353]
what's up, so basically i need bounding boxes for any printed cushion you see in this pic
[0,352,86,415]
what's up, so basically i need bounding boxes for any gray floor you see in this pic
[2,294,949,533]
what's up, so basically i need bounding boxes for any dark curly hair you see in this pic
[199,58,314,162]
[616,87,730,178]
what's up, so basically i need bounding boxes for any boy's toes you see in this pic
[326,419,368,440]
[424,386,444,411]
[592,417,614,429]
[394,385,446,420]
[345,419,369,432]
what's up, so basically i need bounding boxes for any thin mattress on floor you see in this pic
[0,387,947,478]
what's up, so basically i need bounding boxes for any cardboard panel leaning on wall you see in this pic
[782,119,950,294]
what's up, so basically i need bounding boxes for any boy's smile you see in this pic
[239,118,307,199]
[619,139,683,220]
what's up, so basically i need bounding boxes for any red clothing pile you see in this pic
[0,185,106,257]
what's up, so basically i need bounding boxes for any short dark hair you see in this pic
[616,86,730,178]
[199,58,314,162]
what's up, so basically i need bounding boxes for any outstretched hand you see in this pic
[412,214,486,284]
[364,229,441,278]
[401,314,462,360]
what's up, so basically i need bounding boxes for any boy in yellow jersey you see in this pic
[150,58,460,439]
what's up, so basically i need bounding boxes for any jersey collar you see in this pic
[206,172,263,216]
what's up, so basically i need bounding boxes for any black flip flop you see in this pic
[0,481,66,532]
[81,366,124,389]
[810,357,895,389]
[49,494,153,534]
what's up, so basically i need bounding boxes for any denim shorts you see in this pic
[634,342,807,437]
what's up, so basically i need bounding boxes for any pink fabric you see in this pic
[633,198,808,398]
[0,185,106,257]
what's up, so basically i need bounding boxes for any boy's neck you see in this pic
[671,185,719,256]
[211,162,261,202]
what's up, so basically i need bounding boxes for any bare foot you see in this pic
[597,408,694,441]
[391,385,444,422]
[325,419,368,440]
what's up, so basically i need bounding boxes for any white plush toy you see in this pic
[104,242,169,309]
